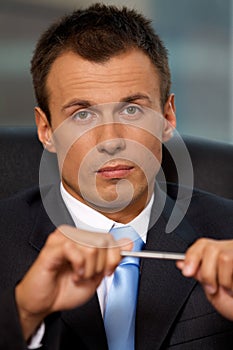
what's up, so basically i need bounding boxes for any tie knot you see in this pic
[110,225,144,252]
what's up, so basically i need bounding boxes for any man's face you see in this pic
[36,49,176,221]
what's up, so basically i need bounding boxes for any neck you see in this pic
[62,181,155,224]
[98,203,146,224]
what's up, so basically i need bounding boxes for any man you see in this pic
[0,3,233,349]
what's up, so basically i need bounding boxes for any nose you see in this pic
[96,124,126,155]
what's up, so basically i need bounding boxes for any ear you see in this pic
[162,94,176,142]
[35,107,56,153]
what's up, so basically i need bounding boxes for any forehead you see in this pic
[46,49,161,105]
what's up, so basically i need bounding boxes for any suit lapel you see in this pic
[61,295,108,350]
[28,186,106,349]
[136,191,198,350]
[28,185,72,251]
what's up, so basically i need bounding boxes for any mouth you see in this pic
[96,163,134,179]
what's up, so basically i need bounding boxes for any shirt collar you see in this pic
[60,182,154,243]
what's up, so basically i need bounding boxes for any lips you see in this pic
[97,164,134,178]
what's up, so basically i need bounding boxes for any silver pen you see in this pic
[121,250,185,260]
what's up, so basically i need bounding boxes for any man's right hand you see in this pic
[15,225,132,341]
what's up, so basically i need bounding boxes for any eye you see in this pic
[125,106,138,115]
[120,104,144,120]
[71,109,97,123]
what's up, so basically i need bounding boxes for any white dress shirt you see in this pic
[28,183,154,348]
[60,182,154,315]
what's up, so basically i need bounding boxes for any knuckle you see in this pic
[186,238,211,257]
[46,231,60,246]
[86,246,98,257]
[97,236,109,248]
[63,239,73,252]
[195,238,207,246]
[204,244,218,256]
[197,237,213,247]
[219,252,232,265]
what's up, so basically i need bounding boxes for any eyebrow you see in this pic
[61,93,152,112]
[120,94,152,104]
[61,99,93,111]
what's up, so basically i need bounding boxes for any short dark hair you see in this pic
[31,3,171,123]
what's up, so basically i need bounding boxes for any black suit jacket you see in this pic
[0,183,233,350]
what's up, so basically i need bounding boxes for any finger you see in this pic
[176,260,185,270]
[61,228,118,279]
[181,238,210,277]
[205,286,233,321]
[45,233,105,281]
[95,247,108,275]
[104,243,123,276]
[105,238,129,276]
[94,234,122,276]
[62,240,86,278]
[79,246,101,279]
[81,237,119,279]
[69,245,106,281]
[58,225,113,248]
[218,250,233,291]
[197,244,219,295]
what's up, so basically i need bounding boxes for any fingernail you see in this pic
[182,263,194,276]
[176,261,184,270]
[78,268,84,276]
[204,284,216,295]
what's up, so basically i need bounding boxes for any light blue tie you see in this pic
[104,226,144,350]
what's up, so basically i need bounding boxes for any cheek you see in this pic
[151,141,162,163]
[139,135,162,181]
[133,131,162,161]
[57,136,95,178]
[63,146,82,172]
